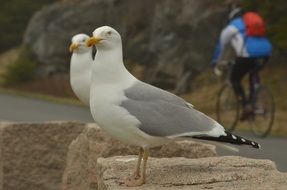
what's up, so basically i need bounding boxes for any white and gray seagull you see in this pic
[86,26,260,187]
[69,34,93,105]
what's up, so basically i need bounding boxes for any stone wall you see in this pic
[0,122,86,190]
[1,121,286,190]
[0,122,215,190]
[97,156,287,190]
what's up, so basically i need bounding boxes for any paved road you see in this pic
[0,93,94,122]
[0,93,286,172]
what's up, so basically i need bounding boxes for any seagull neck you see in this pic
[71,49,92,73]
[96,46,123,62]
[92,47,133,85]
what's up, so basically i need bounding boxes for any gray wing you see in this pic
[124,81,193,108]
[121,81,216,137]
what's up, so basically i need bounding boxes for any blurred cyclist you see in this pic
[211,6,272,120]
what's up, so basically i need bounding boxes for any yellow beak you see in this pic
[86,36,102,47]
[69,43,79,52]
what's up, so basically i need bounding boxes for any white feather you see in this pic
[70,34,93,105]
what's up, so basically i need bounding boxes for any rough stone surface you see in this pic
[0,121,286,190]
[61,124,217,190]
[97,156,287,190]
[0,121,86,190]
[24,0,227,79]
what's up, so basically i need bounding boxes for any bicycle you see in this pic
[216,60,275,138]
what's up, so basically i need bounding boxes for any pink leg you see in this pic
[120,148,149,187]
[118,148,143,184]
[127,147,144,180]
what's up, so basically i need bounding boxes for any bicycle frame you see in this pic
[248,58,267,109]
[249,70,261,108]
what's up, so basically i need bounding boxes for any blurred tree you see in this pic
[0,0,58,53]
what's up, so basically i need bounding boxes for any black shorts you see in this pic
[230,57,268,83]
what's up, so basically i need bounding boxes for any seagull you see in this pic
[86,26,260,187]
[69,34,93,105]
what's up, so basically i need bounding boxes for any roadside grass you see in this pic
[2,47,38,85]
[0,48,82,105]
[0,48,19,84]
[4,74,77,97]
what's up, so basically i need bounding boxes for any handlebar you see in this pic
[217,60,235,67]
[214,60,235,78]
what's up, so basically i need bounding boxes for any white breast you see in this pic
[70,52,92,105]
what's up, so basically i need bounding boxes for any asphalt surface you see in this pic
[0,93,286,172]
[0,93,93,122]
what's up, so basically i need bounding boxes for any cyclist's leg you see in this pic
[230,57,251,107]
[230,57,259,120]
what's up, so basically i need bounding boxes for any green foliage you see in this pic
[3,47,38,84]
[269,18,287,50]
[0,0,58,53]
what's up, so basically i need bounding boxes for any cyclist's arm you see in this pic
[211,25,238,66]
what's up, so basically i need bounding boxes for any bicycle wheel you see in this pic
[216,84,240,131]
[250,86,275,138]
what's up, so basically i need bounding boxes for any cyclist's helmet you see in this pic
[228,6,243,21]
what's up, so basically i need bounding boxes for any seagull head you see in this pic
[69,34,91,53]
[86,26,121,50]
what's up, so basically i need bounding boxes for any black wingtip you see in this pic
[193,131,261,149]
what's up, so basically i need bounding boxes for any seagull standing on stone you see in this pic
[69,34,93,105]
[86,26,260,187]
